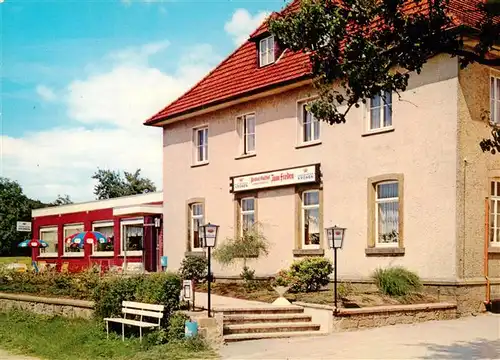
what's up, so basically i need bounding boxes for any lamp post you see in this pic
[200,222,219,317]
[326,225,346,315]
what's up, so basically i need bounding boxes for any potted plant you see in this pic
[271,269,292,305]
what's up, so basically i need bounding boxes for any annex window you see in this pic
[490,181,500,245]
[193,126,208,164]
[301,103,320,143]
[259,35,275,67]
[240,197,255,235]
[302,190,320,248]
[63,223,84,256]
[120,219,143,256]
[369,90,392,131]
[237,114,256,155]
[92,221,114,255]
[39,227,58,255]
[190,203,204,251]
[375,182,399,246]
[491,76,500,125]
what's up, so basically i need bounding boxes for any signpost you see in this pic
[16,221,31,232]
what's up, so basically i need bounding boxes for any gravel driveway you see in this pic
[0,350,39,360]
[221,313,500,359]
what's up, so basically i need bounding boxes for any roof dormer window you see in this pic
[259,35,275,67]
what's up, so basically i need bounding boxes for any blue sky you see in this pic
[1,0,286,202]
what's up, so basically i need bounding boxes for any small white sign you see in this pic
[16,221,31,232]
[231,164,319,192]
[182,280,193,300]
[154,217,161,228]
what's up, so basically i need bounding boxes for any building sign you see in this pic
[230,164,320,193]
[16,221,31,232]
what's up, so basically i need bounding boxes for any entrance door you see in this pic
[143,216,159,272]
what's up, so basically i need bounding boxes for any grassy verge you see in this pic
[0,311,217,360]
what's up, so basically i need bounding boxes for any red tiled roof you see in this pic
[144,0,484,126]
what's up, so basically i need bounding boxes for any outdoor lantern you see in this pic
[201,223,219,248]
[326,225,346,249]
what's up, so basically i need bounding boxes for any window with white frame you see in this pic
[121,219,144,256]
[491,76,500,124]
[490,180,500,245]
[92,221,114,254]
[240,197,255,235]
[39,227,58,255]
[259,35,275,67]
[301,103,320,143]
[375,182,399,246]
[302,190,320,248]
[190,203,204,250]
[63,224,84,255]
[193,127,208,164]
[237,114,256,155]
[369,90,392,130]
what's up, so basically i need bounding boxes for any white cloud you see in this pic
[36,85,57,102]
[2,41,220,203]
[224,9,269,45]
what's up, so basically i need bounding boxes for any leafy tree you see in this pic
[0,178,36,256]
[268,0,499,127]
[51,194,73,206]
[91,168,157,200]
[213,222,270,282]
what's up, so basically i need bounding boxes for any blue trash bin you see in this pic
[161,256,168,269]
[185,320,198,338]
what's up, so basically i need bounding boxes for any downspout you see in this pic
[485,197,491,304]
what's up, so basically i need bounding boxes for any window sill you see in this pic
[235,153,256,160]
[362,127,395,137]
[185,251,206,257]
[91,252,115,258]
[38,253,58,259]
[61,253,84,258]
[191,161,209,168]
[488,247,500,254]
[365,247,405,256]
[119,251,143,257]
[295,140,322,149]
[293,248,325,257]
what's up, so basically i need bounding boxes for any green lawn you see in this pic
[0,257,32,266]
[0,311,217,360]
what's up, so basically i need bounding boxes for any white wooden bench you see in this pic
[104,301,165,342]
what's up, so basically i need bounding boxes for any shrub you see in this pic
[179,256,207,284]
[92,276,140,319]
[167,312,190,341]
[135,272,181,317]
[372,266,422,297]
[276,257,333,293]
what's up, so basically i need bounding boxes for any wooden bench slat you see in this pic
[104,318,159,328]
[122,308,164,319]
[122,301,164,312]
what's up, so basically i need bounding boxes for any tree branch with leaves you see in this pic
[268,0,499,127]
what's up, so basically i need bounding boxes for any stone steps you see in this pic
[220,305,321,342]
[224,321,321,335]
[223,313,312,325]
[216,306,304,315]
[224,330,325,343]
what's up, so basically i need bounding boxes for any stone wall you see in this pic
[333,303,457,331]
[0,293,94,319]
[341,279,488,317]
[182,310,224,348]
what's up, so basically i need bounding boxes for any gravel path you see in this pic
[221,313,500,359]
[0,350,39,360]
